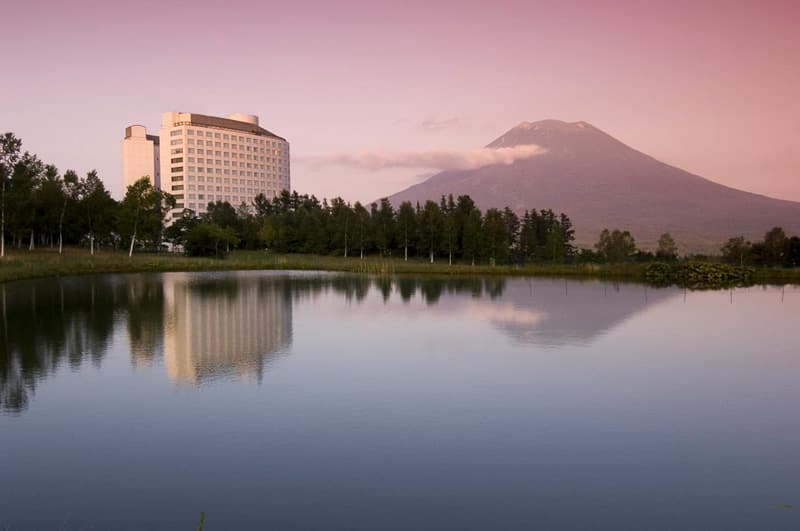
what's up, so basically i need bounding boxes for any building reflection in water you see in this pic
[162,273,293,385]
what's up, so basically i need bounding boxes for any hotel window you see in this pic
[188,184,196,191]
[216,177,222,183]
[224,178,230,184]
[170,148,182,154]
[172,186,184,191]
[216,186,222,192]
[187,157,195,163]
[224,169,230,175]
[214,133,220,138]
[197,167,203,172]
[215,169,222,174]
[170,129,182,136]
[206,167,213,173]
[198,185,205,191]
[206,132,212,137]
[197,149,204,155]
[238,136,244,141]
[171,166,183,173]
[187,148,195,154]
[171,157,183,164]
[188,193,196,199]
[215,159,221,165]
[171,175,183,182]
[215,142,221,148]
[187,130,194,135]
[215,151,221,156]
[170,139,182,145]
[187,139,194,145]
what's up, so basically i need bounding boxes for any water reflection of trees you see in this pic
[1,276,133,413]
[0,273,514,413]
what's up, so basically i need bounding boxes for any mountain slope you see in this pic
[387,120,800,250]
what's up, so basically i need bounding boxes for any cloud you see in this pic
[298,145,546,171]
[420,117,462,131]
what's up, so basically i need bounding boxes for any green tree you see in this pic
[354,202,369,259]
[418,200,444,263]
[77,170,117,255]
[481,208,509,265]
[0,132,22,258]
[720,236,751,266]
[762,227,787,265]
[656,232,678,261]
[396,201,416,261]
[462,206,482,265]
[118,177,172,256]
[595,228,637,262]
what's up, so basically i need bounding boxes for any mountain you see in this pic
[387,120,800,250]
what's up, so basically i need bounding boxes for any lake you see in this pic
[1,271,798,530]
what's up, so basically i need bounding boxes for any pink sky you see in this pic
[1,0,798,203]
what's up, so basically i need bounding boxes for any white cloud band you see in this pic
[298,145,546,171]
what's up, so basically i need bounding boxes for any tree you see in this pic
[0,132,22,258]
[656,232,678,261]
[396,201,416,261]
[763,227,787,266]
[118,177,172,256]
[58,170,79,254]
[78,170,117,255]
[462,206,482,265]
[595,228,637,262]
[720,236,751,266]
[481,208,509,265]
[418,200,444,263]
[353,202,369,259]
[374,198,395,257]
[184,222,239,258]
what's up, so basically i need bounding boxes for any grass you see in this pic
[0,247,798,286]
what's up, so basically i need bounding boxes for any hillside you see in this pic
[387,120,800,251]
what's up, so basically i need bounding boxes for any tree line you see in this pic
[167,191,577,263]
[2,131,798,266]
[0,132,171,256]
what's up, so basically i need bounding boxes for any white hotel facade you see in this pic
[122,112,290,217]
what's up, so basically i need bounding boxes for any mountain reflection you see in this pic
[1,272,678,414]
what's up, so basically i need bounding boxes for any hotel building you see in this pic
[122,112,290,217]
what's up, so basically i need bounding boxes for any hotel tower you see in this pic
[122,112,290,217]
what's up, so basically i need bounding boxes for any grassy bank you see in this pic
[0,248,798,285]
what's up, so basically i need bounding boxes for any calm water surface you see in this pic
[1,272,798,530]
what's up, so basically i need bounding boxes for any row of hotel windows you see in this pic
[169,137,287,154]
[173,161,284,169]
[173,177,275,186]
[171,168,286,177]
[173,186,261,195]
[169,147,287,161]
[169,128,282,145]
[170,154,283,163]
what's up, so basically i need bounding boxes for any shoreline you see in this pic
[0,249,798,287]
